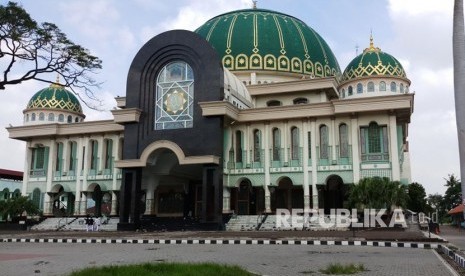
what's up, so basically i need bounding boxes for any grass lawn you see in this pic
[319,263,367,275]
[70,262,256,276]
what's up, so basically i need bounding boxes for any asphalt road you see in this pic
[0,242,457,276]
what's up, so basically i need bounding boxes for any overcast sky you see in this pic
[0,0,458,196]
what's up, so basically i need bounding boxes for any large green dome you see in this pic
[341,38,407,82]
[195,9,341,78]
[26,83,83,114]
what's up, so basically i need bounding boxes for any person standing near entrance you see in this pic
[85,215,94,232]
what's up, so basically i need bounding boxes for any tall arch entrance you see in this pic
[230,179,264,215]
[49,184,74,216]
[117,142,222,230]
[271,177,303,212]
[324,175,344,214]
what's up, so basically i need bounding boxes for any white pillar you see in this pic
[310,119,318,209]
[283,120,289,164]
[389,114,401,181]
[80,191,87,215]
[144,175,158,215]
[110,191,118,216]
[351,115,361,183]
[44,141,56,216]
[264,122,271,212]
[21,142,31,196]
[223,187,231,213]
[302,119,310,212]
[331,117,337,163]
[112,135,120,191]
[245,123,250,165]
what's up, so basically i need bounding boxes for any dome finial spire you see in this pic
[252,0,257,9]
[50,74,63,88]
[363,30,380,53]
[369,29,374,49]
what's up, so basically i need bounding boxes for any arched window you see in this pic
[319,125,329,159]
[379,81,386,91]
[75,117,79,123]
[2,188,9,200]
[67,115,72,123]
[367,82,375,92]
[32,188,41,209]
[390,82,397,92]
[360,122,389,161]
[293,98,308,105]
[48,113,55,121]
[253,129,261,162]
[339,124,349,158]
[155,61,194,130]
[348,86,353,96]
[291,127,299,160]
[58,114,64,122]
[31,113,36,121]
[39,112,45,121]
[272,128,281,161]
[400,83,404,93]
[357,83,363,94]
[267,100,282,107]
[235,131,243,162]
[104,139,113,170]
[341,89,345,98]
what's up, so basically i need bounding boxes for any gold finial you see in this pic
[50,74,63,88]
[363,30,380,53]
[252,0,257,9]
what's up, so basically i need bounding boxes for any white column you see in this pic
[112,136,120,190]
[283,120,289,164]
[110,191,118,216]
[331,117,337,163]
[389,114,401,181]
[223,186,231,213]
[62,140,69,175]
[21,142,31,196]
[245,124,250,165]
[310,119,318,209]
[144,175,158,215]
[302,119,310,212]
[80,191,87,215]
[264,122,271,212]
[351,115,361,183]
[44,141,56,216]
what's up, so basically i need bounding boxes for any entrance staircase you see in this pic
[225,215,266,231]
[30,217,119,231]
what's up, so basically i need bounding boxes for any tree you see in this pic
[453,0,465,221]
[407,182,427,213]
[349,177,408,212]
[427,193,447,223]
[443,174,462,211]
[0,2,102,107]
[0,196,41,222]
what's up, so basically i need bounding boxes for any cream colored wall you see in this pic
[254,91,326,108]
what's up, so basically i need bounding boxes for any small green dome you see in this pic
[195,8,341,78]
[341,37,407,82]
[26,83,83,114]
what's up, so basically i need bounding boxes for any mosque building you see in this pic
[7,7,413,230]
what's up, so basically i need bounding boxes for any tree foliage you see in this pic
[407,182,428,213]
[0,2,102,108]
[348,177,408,212]
[443,174,462,211]
[0,196,41,222]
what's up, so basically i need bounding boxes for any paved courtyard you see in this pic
[0,242,457,276]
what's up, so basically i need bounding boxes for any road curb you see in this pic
[0,237,440,249]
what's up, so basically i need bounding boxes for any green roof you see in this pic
[195,9,341,78]
[26,84,83,114]
[342,39,406,82]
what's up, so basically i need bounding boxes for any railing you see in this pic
[270,148,285,168]
[287,147,303,167]
[30,169,46,177]
[316,146,332,166]
[361,152,389,162]
[336,145,352,165]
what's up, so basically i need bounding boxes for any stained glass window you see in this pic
[155,61,194,130]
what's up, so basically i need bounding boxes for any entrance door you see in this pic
[237,181,251,215]
[325,175,344,214]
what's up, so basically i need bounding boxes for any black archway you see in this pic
[324,175,344,214]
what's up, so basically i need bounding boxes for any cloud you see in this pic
[139,0,250,42]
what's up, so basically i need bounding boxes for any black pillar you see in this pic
[118,167,142,231]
